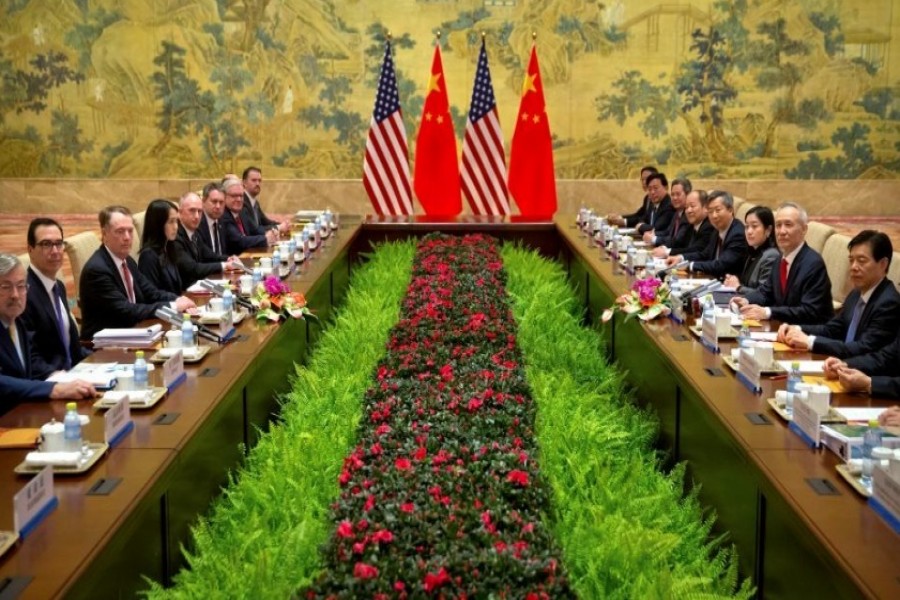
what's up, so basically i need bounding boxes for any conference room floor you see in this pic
[1,212,898,299]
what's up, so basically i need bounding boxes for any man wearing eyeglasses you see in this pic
[20,218,90,372]
[221,177,277,254]
[0,253,96,408]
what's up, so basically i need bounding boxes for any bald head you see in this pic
[179,192,203,231]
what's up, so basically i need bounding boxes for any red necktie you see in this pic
[779,258,788,294]
[236,215,246,235]
[121,261,136,303]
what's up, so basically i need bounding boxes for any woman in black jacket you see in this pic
[138,199,183,294]
[724,206,780,295]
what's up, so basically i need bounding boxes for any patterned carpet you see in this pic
[2,213,899,299]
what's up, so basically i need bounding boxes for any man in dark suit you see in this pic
[645,177,689,247]
[79,206,196,340]
[173,191,242,287]
[734,202,833,324]
[20,218,90,372]
[664,190,715,258]
[824,332,900,399]
[607,165,656,227]
[221,177,277,254]
[779,231,900,357]
[0,253,96,409]
[197,182,228,255]
[242,166,289,234]
[635,172,675,235]
[667,190,748,277]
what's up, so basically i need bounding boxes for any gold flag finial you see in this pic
[532,31,537,41]
[436,30,441,40]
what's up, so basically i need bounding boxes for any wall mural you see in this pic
[0,0,897,181]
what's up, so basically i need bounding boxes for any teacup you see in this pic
[752,342,774,367]
[634,249,648,267]
[209,297,225,312]
[260,257,273,270]
[239,275,253,295]
[40,421,66,453]
[165,330,182,348]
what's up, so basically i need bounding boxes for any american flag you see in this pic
[460,40,510,215]
[363,41,413,216]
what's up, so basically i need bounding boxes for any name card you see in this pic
[871,465,900,533]
[701,314,719,353]
[737,348,762,393]
[104,396,133,447]
[14,465,57,538]
[212,309,236,341]
[789,396,821,448]
[162,350,186,391]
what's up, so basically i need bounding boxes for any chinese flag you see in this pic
[507,44,557,219]
[413,44,461,217]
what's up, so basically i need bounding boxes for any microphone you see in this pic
[155,308,223,344]
[656,260,688,280]
[688,280,723,299]
[198,279,255,311]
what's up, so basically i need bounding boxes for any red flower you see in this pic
[363,495,375,512]
[423,567,451,592]
[336,521,353,538]
[375,423,392,436]
[413,446,427,461]
[395,457,412,471]
[372,529,394,544]
[394,581,406,592]
[439,364,453,381]
[507,470,530,486]
[353,562,379,580]
[338,470,351,486]
[467,397,483,412]
[494,540,507,552]
[352,541,366,554]
[400,502,415,513]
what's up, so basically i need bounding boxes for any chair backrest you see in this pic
[131,211,146,261]
[821,233,851,307]
[888,251,900,293]
[735,202,755,222]
[64,231,101,305]
[804,221,836,255]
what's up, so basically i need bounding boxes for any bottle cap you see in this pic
[136,351,145,359]
[66,402,76,411]
[869,419,880,427]
[791,361,800,369]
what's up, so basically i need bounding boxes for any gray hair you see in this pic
[179,191,201,207]
[0,253,21,277]
[221,177,243,194]
[671,177,692,194]
[776,201,809,225]
[706,190,734,210]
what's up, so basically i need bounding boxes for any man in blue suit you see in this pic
[0,253,96,410]
[667,190,749,277]
[21,218,91,372]
[220,177,277,254]
[779,230,900,357]
[734,202,833,324]
[825,333,900,399]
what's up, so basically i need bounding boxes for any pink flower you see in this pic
[336,520,353,538]
[263,275,289,296]
[353,562,379,579]
[372,529,394,544]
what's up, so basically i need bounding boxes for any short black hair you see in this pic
[202,181,222,200]
[639,165,657,179]
[27,217,63,248]
[646,172,668,188]
[241,166,262,181]
[849,230,893,266]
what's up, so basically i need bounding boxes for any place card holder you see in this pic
[162,350,186,392]
[700,314,719,354]
[870,464,900,534]
[737,348,763,394]
[104,397,134,448]
[789,397,822,449]
[13,466,57,539]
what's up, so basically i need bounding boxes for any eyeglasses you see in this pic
[0,282,28,294]
[36,240,68,251]
[225,193,244,199]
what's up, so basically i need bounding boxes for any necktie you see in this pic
[715,236,722,258]
[845,299,866,343]
[649,206,656,227]
[213,221,221,254]
[236,215,246,236]
[779,258,788,295]
[672,212,681,237]
[8,323,23,368]
[121,261,136,303]
[52,283,71,369]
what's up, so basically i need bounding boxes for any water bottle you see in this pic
[63,402,82,452]
[181,316,194,347]
[272,248,281,269]
[785,361,802,415]
[862,420,883,486]
[737,323,752,349]
[301,229,310,257]
[133,351,148,390]
[222,287,234,313]
[324,207,334,229]
[252,262,262,287]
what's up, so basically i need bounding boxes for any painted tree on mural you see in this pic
[0,52,84,123]
[150,42,214,157]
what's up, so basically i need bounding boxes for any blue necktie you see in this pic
[844,299,865,343]
[53,283,72,369]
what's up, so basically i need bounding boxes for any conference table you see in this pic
[1,215,898,599]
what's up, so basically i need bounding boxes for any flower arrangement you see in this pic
[601,276,671,322]
[250,275,313,322]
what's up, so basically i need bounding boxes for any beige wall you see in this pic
[1,178,897,218]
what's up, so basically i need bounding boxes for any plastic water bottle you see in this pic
[133,351,148,390]
[272,248,281,269]
[324,207,334,229]
[862,420,884,486]
[738,323,752,348]
[63,402,82,452]
[181,316,194,347]
[784,361,802,415]
[222,287,234,313]
[252,262,262,287]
